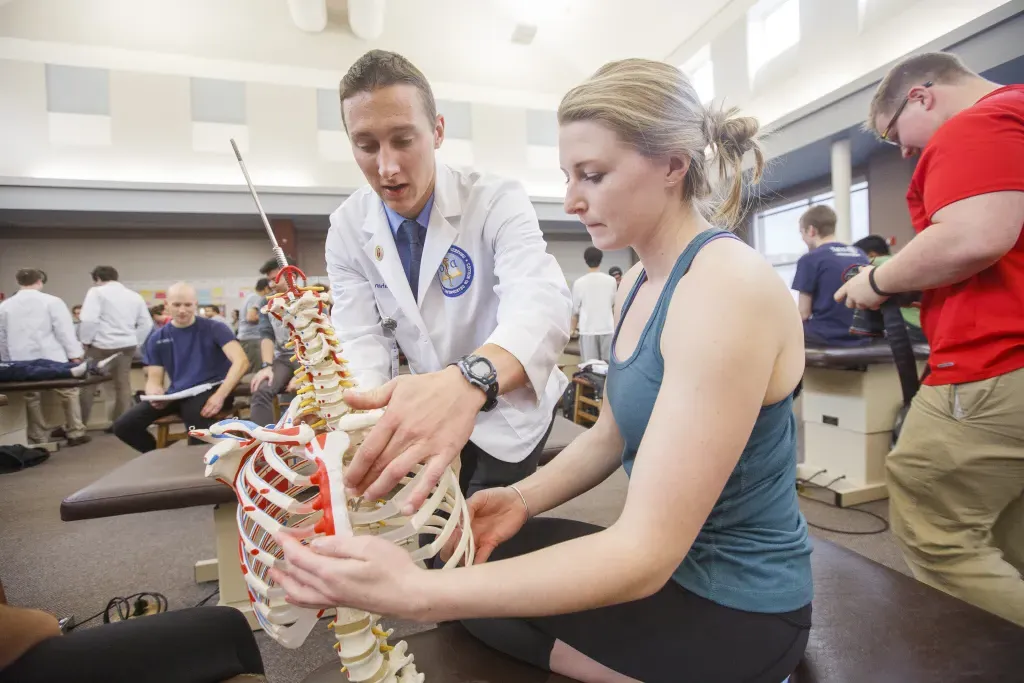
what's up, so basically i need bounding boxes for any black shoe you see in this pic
[65,435,92,448]
[51,427,67,439]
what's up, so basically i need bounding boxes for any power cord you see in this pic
[797,470,890,536]
[66,592,169,631]
[195,588,219,607]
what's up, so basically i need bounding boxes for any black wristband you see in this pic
[868,267,893,297]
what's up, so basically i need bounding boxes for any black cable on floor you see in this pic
[195,588,219,607]
[798,491,890,536]
[66,591,169,631]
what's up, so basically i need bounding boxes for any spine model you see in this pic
[192,266,474,683]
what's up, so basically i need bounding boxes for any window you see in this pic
[747,0,800,80]
[681,45,714,104]
[754,181,870,289]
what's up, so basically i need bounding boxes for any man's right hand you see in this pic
[145,384,167,410]
[250,366,273,393]
[442,487,529,565]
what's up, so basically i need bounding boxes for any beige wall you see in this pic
[0,230,271,306]
[0,228,615,308]
[866,147,919,251]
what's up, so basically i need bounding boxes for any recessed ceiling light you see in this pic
[511,23,538,45]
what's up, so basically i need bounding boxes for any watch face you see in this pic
[469,358,494,381]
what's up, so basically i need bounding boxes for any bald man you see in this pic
[112,282,249,452]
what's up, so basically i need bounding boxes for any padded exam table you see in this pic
[60,410,1024,681]
[0,375,110,450]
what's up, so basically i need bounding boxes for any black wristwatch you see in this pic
[260,362,272,370]
[452,355,499,412]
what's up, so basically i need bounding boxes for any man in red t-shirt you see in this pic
[837,52,1024,626]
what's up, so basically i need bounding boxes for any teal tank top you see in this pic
[607,229,813,614]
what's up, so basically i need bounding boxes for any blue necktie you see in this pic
[397,219,424,300]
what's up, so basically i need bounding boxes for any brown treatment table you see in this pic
[61,416,586,628]
[61,413,1024,681]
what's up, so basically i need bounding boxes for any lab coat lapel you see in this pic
[419,164,462,303]
[419,213,457,305]
[360,204,429,336]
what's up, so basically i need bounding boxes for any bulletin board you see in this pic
[122,275,331,314]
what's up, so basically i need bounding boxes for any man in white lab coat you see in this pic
[0,269,91,446]
[326,50,572,509]
[78,265,153,425]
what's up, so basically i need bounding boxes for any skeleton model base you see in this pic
[192,269,474,682]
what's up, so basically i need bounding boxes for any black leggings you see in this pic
[462,518,811,683]
[0,606,264,683]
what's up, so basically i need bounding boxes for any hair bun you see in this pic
[706,107,760,157]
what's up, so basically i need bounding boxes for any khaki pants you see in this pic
[887,365,1024,626]
[80,345,137,424]
[25,388,85,442]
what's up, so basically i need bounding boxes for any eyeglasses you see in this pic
[880,81,932,146]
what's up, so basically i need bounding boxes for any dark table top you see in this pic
[0,375,111,393]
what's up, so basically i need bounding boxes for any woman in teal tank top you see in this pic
[273,58,812,683]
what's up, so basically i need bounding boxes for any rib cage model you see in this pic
[191,266,475,683]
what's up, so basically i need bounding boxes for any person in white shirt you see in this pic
[320,50,572,509]
[571,247,618,362]
[78,266,153,426]
[0,269,90,446]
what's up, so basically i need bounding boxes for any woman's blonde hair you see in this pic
[558,58,764,228]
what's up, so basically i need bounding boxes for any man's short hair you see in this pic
[867,52,975,135]
[800,205,838,237]
[854,235,891,257]
[207,304,220,314]
[339,50,437,131]
[608,266,623,277]
[16,268,44,287]
[255,277,270,291]
[584,246,604,268]
[259,256,293,276]
[91,265,119,282]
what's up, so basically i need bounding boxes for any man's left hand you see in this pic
[270,532,428,621]
[343,366,486,513]
[201,392,226,418]
[835,266,889,310]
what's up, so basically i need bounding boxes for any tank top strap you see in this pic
[649,229,740,337]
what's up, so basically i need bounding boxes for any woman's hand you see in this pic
[444,487,529,565]
[270,532,430,621]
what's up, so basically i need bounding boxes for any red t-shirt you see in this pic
[906,84,1024,386]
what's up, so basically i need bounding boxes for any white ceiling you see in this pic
[0,0,732,99]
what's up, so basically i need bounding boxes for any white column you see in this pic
[830,137,852,243]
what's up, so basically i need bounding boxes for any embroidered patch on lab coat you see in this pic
[437,245,474,298]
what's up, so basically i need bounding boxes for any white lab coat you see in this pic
[325,162,572,463]
[0,288,84,362]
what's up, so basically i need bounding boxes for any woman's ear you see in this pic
[666,155,690,187]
